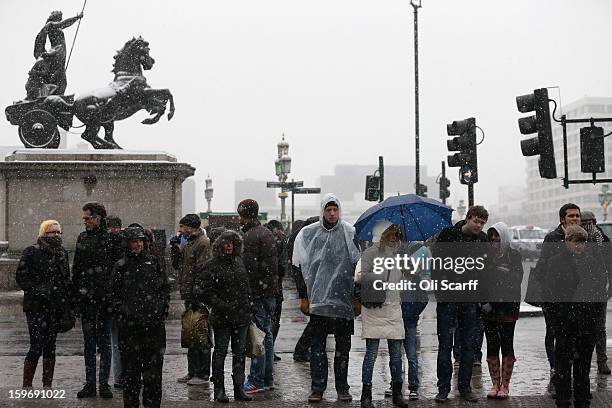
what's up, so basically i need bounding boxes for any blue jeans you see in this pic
[362,339,403,385]
[111,319,123,385]
[25,312,58,363]
[436,302,479,394]
[401,302,427,391]
[453,317,484,363]
[82,313,113,386]
[248,297,276,388]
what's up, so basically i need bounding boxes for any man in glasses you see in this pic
[72,202,115,399]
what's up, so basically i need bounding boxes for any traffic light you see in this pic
[365,175,380,201]
[416,183,428,197]
[446,117,478,184]
[516,88,557,179]
[580,126,605,173]
[439,176,450,200]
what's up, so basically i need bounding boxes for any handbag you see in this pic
[245,322,265,358]
[56,305,75,333]
[181,307,212,349]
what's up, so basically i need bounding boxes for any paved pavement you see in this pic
[1,262,612,406]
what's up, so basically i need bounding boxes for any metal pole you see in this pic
[441,161,446,205]
[412,1,421,194]
[280,194,286,225]
[468,184,474,208]
[562,115,569,189]
[379,156,384,202]
[291,188,295,233]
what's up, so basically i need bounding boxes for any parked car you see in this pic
[509,225,546,261]
[597,222,612,239]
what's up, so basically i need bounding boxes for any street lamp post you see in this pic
[275,135,291,227]
[599,184,612,221]
[411,0,422,194]
[204,175,213,212]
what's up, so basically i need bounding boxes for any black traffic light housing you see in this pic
[365,175,380,201]
[416,183,428,197]
[446,117,478,185]
[516,88,557,179]
[439,176,450,200]
[580,126,605,173]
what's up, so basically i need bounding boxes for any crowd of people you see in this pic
[14,196,611,407]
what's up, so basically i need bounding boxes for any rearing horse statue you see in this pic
[72,36,175,149]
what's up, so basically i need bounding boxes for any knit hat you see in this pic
[581,210,596,222]
[179,214,201,229]
[124,226,145,241]
[237,199,259,218]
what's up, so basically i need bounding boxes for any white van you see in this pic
[509,225,546,260]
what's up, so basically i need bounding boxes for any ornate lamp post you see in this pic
[598,184,612,222]
[275,135,291,226]
[204,175,213,212]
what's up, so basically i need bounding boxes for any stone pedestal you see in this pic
[0,149,195,256]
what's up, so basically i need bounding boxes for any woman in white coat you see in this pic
[356,221,408,408]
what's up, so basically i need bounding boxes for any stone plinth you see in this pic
[0,149,195,255]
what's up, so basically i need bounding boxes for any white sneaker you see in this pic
[177,374,192,383]
[187,376,210,386]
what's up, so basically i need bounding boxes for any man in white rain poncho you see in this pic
[292,193,361,403]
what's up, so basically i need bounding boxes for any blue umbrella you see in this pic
[354,194,453,242]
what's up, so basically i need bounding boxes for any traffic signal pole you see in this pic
[441,161,447,205]
[411,0,421,195]
[468,184,474,208]
[379,156,384,202]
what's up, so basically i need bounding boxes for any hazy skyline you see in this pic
[2,0,611,213]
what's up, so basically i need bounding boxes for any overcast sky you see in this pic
[2,0,611,212]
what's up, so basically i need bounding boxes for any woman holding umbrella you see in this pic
[356,221,408,408]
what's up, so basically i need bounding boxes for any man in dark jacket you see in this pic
[533,203,581,388]
[545,225,605,408]
[171,214,212,385]
[112,227,170,408]
[72,202,115,399]
[431,205,489,403]
[266,219,288,361]
[238,199,279,394]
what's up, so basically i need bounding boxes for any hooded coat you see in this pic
[292,193,361,320]
[480,222,523,322]
[174,229,211,302]
[16,237,75,316]
[195,231,254,328]
[241,218,279,300]
[355,221,405,340]
[111,249,170,326]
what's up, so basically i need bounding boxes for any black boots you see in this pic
[22,359,38,388]
[360,384,374,408]
[392,382,409,408]
[214,381,229,403]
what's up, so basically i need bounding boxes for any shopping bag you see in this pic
[245,322,265,358]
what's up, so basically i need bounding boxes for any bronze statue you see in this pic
[25,10,83,100]
[7,10,175,150]
[71,36,175,149]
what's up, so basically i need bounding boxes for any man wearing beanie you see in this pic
[171,214,212,386]
[292,193,361,403]
[237,199,279,394]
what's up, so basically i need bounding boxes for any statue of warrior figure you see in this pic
[25,10,83,100]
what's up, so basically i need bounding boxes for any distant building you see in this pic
[488,185,527,226]
[525,97,612,227]
[234,178,278,217]
[319,164,436,223]
[181,178,196,214]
